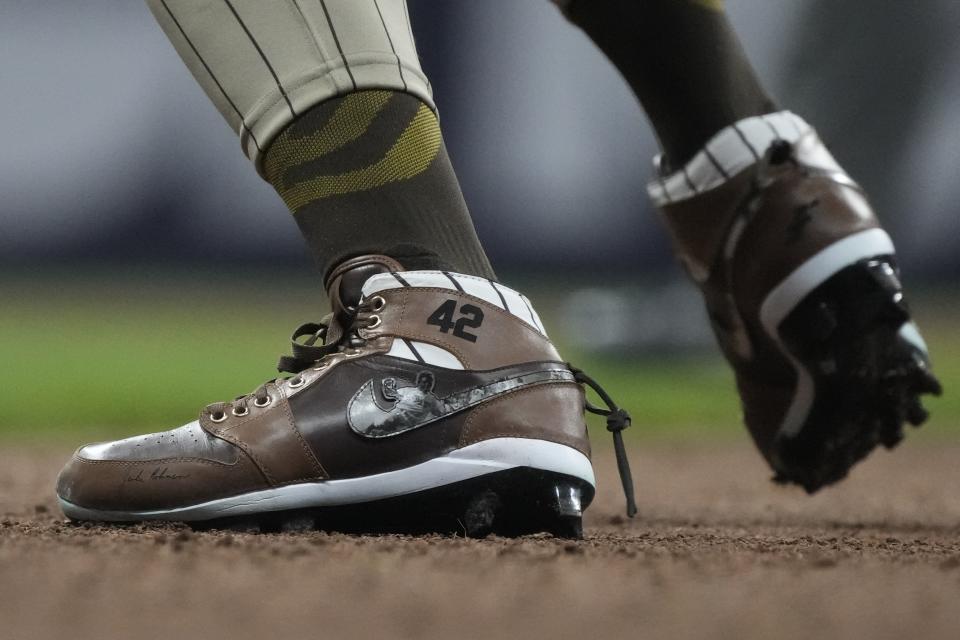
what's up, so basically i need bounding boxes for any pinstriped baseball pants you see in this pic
[146,0,434,176]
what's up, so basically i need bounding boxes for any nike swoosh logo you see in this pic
[347,368,575,438]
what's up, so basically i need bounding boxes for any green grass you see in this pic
[1,272,956,445]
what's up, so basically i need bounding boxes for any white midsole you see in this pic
[759,228,896,438]
[58,438,596,522]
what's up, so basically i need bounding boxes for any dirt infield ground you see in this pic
[3,442,960,640]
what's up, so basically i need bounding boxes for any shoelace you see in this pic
[204,297,382,421]
[570,366,638,518]
[277,295,385,374]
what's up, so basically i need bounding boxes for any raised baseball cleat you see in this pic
[57,255,634,538]
[649,111,941,492]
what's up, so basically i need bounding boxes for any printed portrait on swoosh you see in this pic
[348,367,577,438]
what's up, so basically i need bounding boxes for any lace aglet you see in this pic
[612,430,638,518]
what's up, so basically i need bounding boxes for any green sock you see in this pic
[264,90,496,280]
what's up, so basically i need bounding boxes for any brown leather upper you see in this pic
[659,134,879,291]
[459,383,590,456]
[657,170,754,284]
[360,287,562,369]
[204,388,327,486]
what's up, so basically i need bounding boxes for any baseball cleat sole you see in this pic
[771,254,941,491]
[59,438,595,539]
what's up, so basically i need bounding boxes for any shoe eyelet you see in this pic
[254,396,272,408]
[312,359,330,371]
[368,295,386,312]
[232,406,249,417]
[288,376,305,389]
[343,348,363,358]
[366,315,381,329]
[210,411,227,423]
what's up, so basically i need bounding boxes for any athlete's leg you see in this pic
[146,0,494,279]
[557,0,941,490]
[556,0,776,168]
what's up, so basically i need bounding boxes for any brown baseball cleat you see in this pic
[57,256,635,538]
[649,111,942,492]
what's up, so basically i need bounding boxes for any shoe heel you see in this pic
[462,470,589,539]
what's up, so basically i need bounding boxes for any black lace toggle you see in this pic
[570,366,638,518]
[605,408,631,434]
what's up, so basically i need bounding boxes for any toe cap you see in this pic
[56,424,264,517]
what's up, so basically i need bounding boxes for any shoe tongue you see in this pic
[339,264,391,307]
[326,254,405,311]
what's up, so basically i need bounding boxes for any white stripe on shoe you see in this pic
[647,112,846,206]
[385,339,465,369]
[759,228,896,438]
[362,271,548,337]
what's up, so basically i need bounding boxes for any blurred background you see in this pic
[1,0,957,443]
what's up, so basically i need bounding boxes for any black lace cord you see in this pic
[208,301,381,418]
[276,300,379,375]
[277,322,338,373]
[570,366,638,518]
